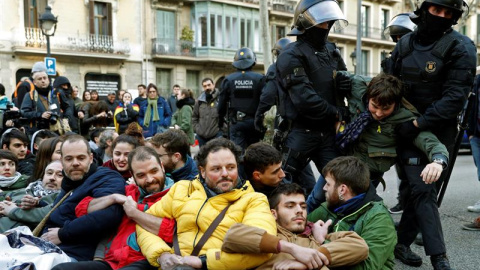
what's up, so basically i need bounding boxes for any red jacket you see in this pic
[75,184,174,269]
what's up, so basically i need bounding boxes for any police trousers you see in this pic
[284,128,337,195]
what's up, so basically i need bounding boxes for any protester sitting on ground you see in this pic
[171,88,195,145]
[149,129,198,182]
[222,183,369,270]
[307,73,449,212]
[124,122,146,146]
[243,142,286,197]
[102,134,141,182]
[52,146,174,270]
[136,138,276,269]
[39,135,125,262]
[95,129,119,165]
[114,92,139,134]
[28,136,64,184]
[30,129,58,156]
[308,156,396,269]
[0,160,63,232]
[0,149,29,200]
[88,128,103,151]
[1,128,35,176]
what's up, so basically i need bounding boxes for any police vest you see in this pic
[396,30,459,114]
[228,71,264,116]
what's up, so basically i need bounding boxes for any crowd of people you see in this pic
[0,0,479,269]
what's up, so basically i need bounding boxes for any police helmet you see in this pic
[383,13,416,41]
[232,47,256,70]
[272,38,292,57]
[415,0,468,23]
[289,0,348,36]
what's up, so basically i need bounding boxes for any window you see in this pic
[24,0,47,28]
[156,10,175,51]
[199,14,207,47]
[477,15,480,44]
[272,25,286,44]
[156,69,172,97]
[359,50,369,76]
[187,70,200,97]
[381,9,390,40]
[361,5,370,38]
[89,1,112,36]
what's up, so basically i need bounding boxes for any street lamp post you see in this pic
[39,6,58,57]
[350,51,357,75]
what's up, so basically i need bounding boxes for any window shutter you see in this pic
[24,0,30,27]
[89,0,94,34]
[107,2,112,36]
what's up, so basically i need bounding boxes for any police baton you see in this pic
[437,89,475,207]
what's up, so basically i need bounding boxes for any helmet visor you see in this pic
[383,14,416,39]
[301,1,348,31]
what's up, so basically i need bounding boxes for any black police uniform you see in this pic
[218,70,266,150]
[386,29,476,256]
[275,37,347,193]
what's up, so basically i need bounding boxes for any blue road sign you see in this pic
[44,57,56,76]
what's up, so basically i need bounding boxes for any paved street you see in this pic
[311,153,479,269]
[381,153,480,270]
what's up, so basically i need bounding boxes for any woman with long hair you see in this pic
[82,100,112,131]
[90,90,99,101]
[171,88,195,144]
[102,134,140,182]
[28,136,64,184]
[82,90,91,102]
[114,92,140,134]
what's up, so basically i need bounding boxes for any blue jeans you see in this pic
[471,136,480,181]
[306,174,327,213]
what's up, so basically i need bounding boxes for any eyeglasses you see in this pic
[157,152,172,158]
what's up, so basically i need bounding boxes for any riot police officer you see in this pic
[383,13,417,42]
[384,1,476,269]
[275,0,351,194]
[218,47,266,151]
[254,37,292,143]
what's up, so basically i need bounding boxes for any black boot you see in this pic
[394,244,422,267]
[431,254,453,270]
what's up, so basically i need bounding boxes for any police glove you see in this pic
[395,121,420,140]
[254,116,267,133]
[335,71,352,96]
[336,106,350,123]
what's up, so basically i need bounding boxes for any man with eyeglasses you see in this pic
[150,129,198,182]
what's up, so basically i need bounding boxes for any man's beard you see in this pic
[206,176,237,194]
[278,215,306,234]
[326,191,341,211]
[141,176,165,194]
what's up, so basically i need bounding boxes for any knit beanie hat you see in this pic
[31,61,47,74]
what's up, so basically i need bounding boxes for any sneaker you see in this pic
[462,217,480,231]
[389,203,403,214]
[394,244,422,267]
[431,253,453,270]
[467,200,480,212]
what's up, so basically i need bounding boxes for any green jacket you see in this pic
[308,194,396,270]
[0,203,54,233]
[0,174,29,201]
[346,75,448,175]
[171,98,195,145]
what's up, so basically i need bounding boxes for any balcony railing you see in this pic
[21,27,130,55]
[333,24,389,41]
[152,38,194,56]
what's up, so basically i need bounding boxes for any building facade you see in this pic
[0,0,478,100]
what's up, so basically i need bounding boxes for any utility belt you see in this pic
[292,120,334,133]
[230,111,254,122]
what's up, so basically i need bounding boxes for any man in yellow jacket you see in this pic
[136,138,277,270]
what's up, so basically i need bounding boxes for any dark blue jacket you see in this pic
[44,166,125,261]
[138,97,172,137]
[169,155,198,182]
